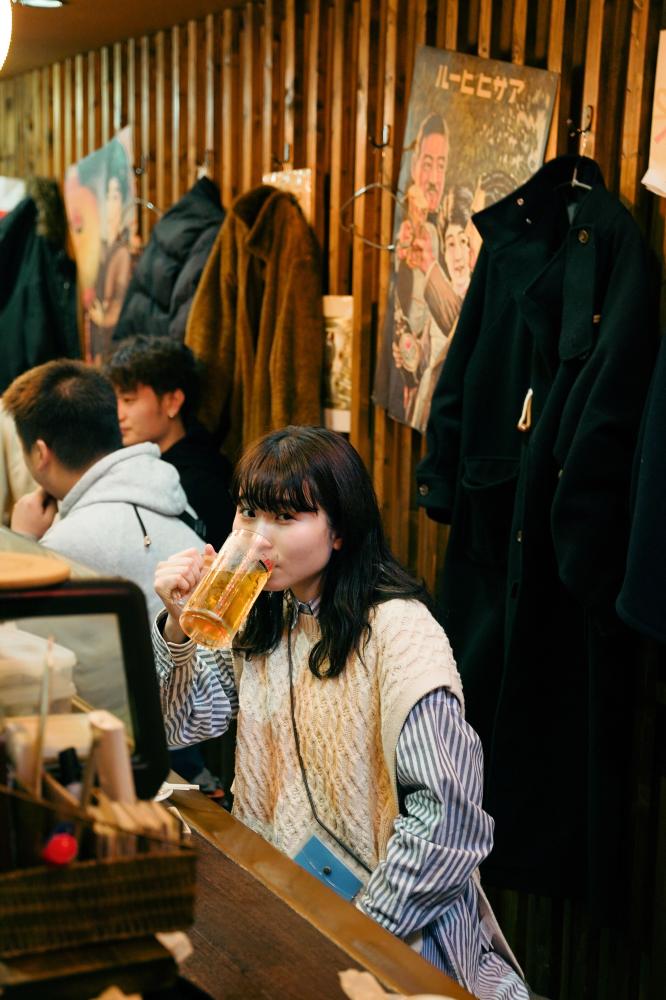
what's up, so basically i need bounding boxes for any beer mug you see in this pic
[178,528,276,649]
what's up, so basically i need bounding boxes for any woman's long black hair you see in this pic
[232,426,429,677]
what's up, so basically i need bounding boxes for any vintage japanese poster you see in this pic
[373,47,558,433]
[64,126,136,362]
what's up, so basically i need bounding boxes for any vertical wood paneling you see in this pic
[619,0,651,210]
[52,63,62,180]
[187,20,199,190]
[63,59,73,172]
[171,25,183,204]
[580,0,604,160]
[112,43,123,134]
[262,0,275,176]
[511,0,528,65]
[349,0,372,466]
[305,0,321,221]
[241,3,257,191]
[0,13,664,992]
[328,0,346,293]
[100,47,110,143]
[87,51,99,155]
[139,35,151,239]
[155,31,168,215]
[478,0,492,58]
[204,14,217,181]
[545,0,567,161]
[221,8,240,206]
[74,55,85,161]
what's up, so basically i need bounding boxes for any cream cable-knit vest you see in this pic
[230,597,463,881]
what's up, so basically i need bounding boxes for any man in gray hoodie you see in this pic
[4,358,204,619]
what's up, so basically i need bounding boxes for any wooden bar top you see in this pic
[172,788,474,1000]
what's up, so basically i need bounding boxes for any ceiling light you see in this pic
[0,0,11,72]
[16,0,66,8]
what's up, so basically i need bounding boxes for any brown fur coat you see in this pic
[185,185,324,460]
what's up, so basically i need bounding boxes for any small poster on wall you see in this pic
[262,167,313,223]
[323,295,353,433]
[373,46,558,434]
[64,127,136,363]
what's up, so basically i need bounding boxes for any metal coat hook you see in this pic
[133,155,148,177]
[339,181,403,251]
[369,124,391,151]
[272,143,292,169]
[134,197,162,217]
[197,149,214,179]
[567,106,593,154]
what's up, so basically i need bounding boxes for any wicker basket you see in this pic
[0,849,196,957]
[0,784,197,957]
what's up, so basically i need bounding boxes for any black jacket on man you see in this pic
[162,421,235,551]
[113,176,224,343]
[416,156,657,913]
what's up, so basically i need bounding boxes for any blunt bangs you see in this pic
[231,445,321,515]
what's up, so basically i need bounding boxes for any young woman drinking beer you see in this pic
[152,425,527,999]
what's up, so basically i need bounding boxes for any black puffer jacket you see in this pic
[113,176,224,343]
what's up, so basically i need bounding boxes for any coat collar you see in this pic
[473,157,613,363]
[473,156,606,253]
[231,184,302,261]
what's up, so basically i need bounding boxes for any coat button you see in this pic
[516,197,525,206]
[516,529,523,542]
[418,483,429,496]
[578,229,590,244]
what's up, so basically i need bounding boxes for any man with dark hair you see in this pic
[106,336,234,550]
[4,358,203,619]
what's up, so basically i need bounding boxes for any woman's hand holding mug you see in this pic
[154,545,216,643]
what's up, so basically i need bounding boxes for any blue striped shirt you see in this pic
[152,613,527,999]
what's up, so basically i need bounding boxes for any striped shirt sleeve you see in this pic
[358,687,494,938]
[151,610,238,747]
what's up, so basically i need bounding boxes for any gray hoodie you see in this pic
[41,443,205,618]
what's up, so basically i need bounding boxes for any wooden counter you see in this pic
[172,789,473,1000]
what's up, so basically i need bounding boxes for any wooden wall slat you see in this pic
[242,3,256,191]
[328,0,346,294]
[155,30,168,216]
[349,0,372,466]
[52,63,62,181]
[140,35,151,239]
[112,43,123,134]
[545,0,567,161]
[283,0,296,167]
[204,14,217,181]
[221,8,240,206]
[171,25,182,205]
[619,0,651,210]
[74,54,85,161]
[478,0,492,59]
[511,0,528,65]
[100,46,110,143]
[63,59,73,172]
[262,0,275,177]
[580,0,604,160]
[187,20,199,190]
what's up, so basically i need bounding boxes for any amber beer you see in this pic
[178,529,274,648]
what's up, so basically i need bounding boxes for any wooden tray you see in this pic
[0,553,71,590]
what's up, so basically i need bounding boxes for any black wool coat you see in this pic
[416,156,657,909]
